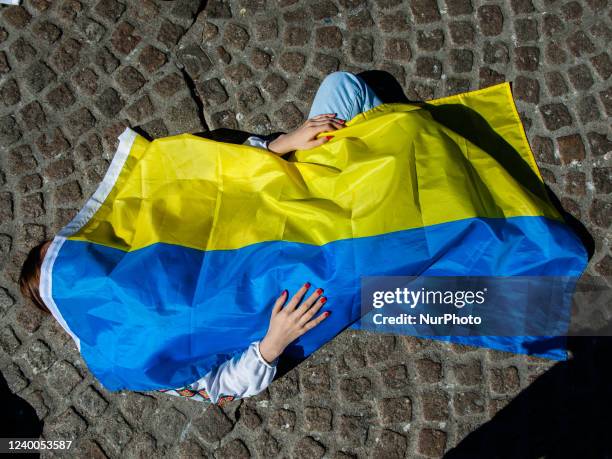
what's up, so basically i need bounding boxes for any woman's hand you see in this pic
[267,114,345,155]
[258,282,330,363]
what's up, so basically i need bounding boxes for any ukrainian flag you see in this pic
[39,83,587,391]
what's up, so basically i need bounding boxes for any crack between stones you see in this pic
[170,0,209,132]
[192,0,209,21]
[180,67,209,132]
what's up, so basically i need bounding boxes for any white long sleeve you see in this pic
[244,135,269,150]
[159,341,278,404]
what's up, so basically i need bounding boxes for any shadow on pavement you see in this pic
[445,336,612,458]
[357,72,603,457]
[0,370,43,452]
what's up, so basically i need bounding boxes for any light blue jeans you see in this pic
[308,72,383,121]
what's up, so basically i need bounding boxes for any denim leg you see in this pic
[308,71,383,121]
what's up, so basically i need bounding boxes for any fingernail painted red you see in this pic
[325,136,333,140]
[320,297,327,304]
[304,282,311,289]
[323,311,330,317]
[315,288,323,295]
[282,289,288,296]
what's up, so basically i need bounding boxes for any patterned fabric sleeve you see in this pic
[157,341,278,405]
[157,387,235,405]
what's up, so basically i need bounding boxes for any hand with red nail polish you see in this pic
[258,282,330,364]
[267,113,345,155]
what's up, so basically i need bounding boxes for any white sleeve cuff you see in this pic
[182,341,278,403]
[245,136,269,150]
[254,340,279,369]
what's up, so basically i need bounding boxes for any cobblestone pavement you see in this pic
[0,0,610,457]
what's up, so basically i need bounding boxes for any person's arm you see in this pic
[245,114,345,155]
[159,341,276,404]
[267,114,345,155]
[159,282,330,404]
[198,340,278,401]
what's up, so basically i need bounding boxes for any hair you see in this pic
[19,240,51,314]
